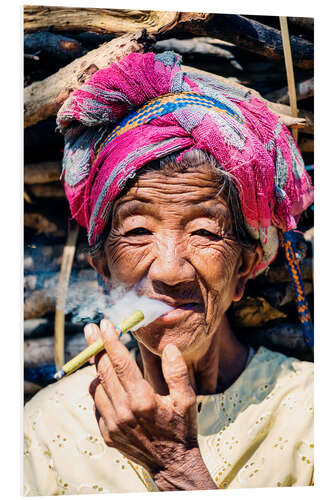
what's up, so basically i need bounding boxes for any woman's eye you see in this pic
[192,229,221,240]
[124,227,151,236]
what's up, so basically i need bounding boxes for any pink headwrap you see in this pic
[57,51,313,276]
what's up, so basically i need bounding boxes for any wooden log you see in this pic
[24,213,66,237]
[24,244,90,273]
[288,17,314,33]
[263,77,314,104]
[24,331,136,368]
[24,318,85,338]
[24,289,56,320]
[155,38,243,70]
[24,7,183,36]
[238,322,313,360]
[24,50,311,132]
[231,296,286,328]
[256,257,313,285]
[24,8,313,69]
[258,281,313,309]
[24,32,83,62]
[27,182,66,199]
[24,29,155,128]
[299,136,314,153]
[24,161,62,184]
[24,276,100,321]
[171,14,314,70]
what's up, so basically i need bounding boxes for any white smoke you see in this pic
[104,288,173,330]
[64,278,172,329]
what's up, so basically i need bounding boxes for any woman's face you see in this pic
[102,163,247,361]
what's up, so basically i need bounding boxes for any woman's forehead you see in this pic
[115,163,224,203]
[112,166,230,223]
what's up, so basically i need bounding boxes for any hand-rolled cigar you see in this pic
[53,310,144,380]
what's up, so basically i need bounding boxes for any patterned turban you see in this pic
[57,51,313,277]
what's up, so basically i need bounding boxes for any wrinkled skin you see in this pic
[85,163,262,490]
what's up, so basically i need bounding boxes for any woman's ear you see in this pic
[232,243,263,302]
[88,251,111,289]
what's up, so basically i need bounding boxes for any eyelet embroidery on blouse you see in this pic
[296,440,314,466]
[47,389,65,404]
[72,392,94,414]
[273,436,289,451]
[237,457,265,484]
[24,347,313,494]
[76,434,106,459]
[247,411,273,439]
[26,407,42,431]
[50,433,70,449]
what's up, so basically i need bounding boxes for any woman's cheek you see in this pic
[191,239,240,286]
[106,240,153,284]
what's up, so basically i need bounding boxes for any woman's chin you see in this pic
[136,310,207,357]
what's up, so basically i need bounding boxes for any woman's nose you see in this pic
[148,235,195,287]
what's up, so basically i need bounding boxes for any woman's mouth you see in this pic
[157,302,203,324]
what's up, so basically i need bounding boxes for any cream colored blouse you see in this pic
[24,346,314,495]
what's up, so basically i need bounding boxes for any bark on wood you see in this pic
[170,15,314,70]
[24,7,184,36]
[24,161,62,184]
[24,29,155,128]
[155,38,243,70]
[263,77,314,104]
[24,8,313,70]
[24,32,83,62]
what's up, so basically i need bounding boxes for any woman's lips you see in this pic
[157,302,203,323]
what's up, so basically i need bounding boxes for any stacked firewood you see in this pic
[24,8,314,402]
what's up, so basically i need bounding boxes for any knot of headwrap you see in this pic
[57,51,314,278]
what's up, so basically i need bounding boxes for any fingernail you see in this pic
[100,319,109,331]
[84,323,95,340]
[164,344,179,361]
[100,318,116,336]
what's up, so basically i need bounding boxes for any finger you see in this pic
[99,319,144,392]
[99,320,157,418]
[84,323,101,363]
[139,344,169,395]
[93,347,129,413]
[161,344,196,415]
[91,380,118,425]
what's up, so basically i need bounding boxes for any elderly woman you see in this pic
[24,52,314,495]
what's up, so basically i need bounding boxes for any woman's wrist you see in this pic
[152,447,218,491]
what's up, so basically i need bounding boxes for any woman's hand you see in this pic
[84,319,217,491]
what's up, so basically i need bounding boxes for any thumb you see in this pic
[162,344,196,414]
